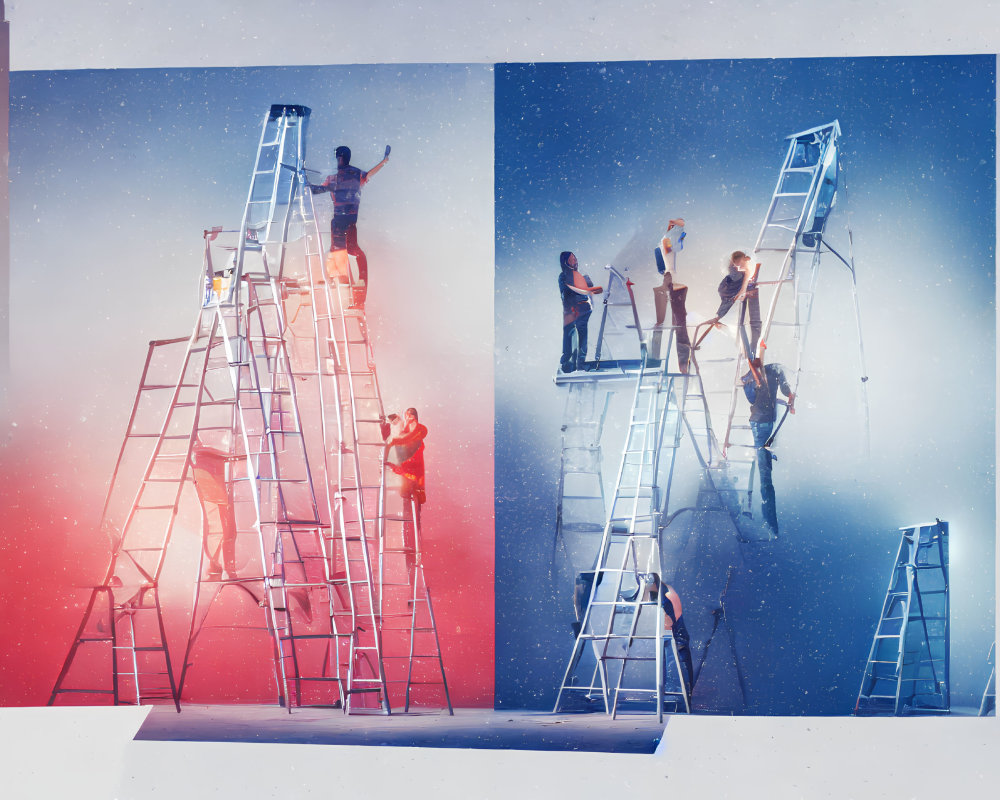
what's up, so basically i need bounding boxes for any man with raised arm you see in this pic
[309,144,390,308]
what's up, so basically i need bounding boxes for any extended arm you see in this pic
[363,145,391,184]
[307,174,334,195]
[777,368,796,413]
[735,262,754,301]
[388,423,427,448]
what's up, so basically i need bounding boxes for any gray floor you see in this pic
[135,704,669,753]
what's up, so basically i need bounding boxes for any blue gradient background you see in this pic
[495,56,995,712]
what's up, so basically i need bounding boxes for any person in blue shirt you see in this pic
[742,357,795,536]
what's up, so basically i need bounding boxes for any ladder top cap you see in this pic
[899,520,949,532]
[269,104,311,119]
[786,120,841,140]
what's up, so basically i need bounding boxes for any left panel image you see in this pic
[2,65,495,718]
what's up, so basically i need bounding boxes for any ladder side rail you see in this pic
[268,119,300,281]
[655,601,664,723]
[243,276,326,709]
[330,285,385,644]
[854,532,909,712]
[979,642,995,716]
[229,106,276,304]
[112,320,216,584]
[646,332,676,519]
[593,278,614,364]
[935,522,950,707]
[297,184,360,611]
[655,374,689,526]
[594,267,643,364]
[48,586,114,705]
[377,448,388,620]
[756,134,838,351]
[688,358,721,465]
[894,531,918,714]
[261,278,323,526]
[150,588,182,712]
[92,337,171,585]
[404,495,452,714]
[100,324,211,583]
[609,545,646,719]
[176,494,215,700]
[294,177,354,678]
[214,299,292,707]
[145,319,222,583]
[415,587,454,715]
[260,110,291,265]
[668,635,690,715]
[907,566,943,697]
[315,204,389,711]
[749,134,800,255]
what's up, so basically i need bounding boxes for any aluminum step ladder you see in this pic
[719,122,870,490]
[286,123,392,714]
[855,519,950,716]
[48,325,219,710]
[554,340,690,718]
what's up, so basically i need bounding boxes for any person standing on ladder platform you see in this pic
[652,218,691,372]
[384,408,428,576]
[308,144,390,309]
[190,440,238,581]
[558,251,603,373]
[742,357,795,538]
[708,250,762,359]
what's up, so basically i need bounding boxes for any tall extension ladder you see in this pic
[278,114,392,713]
[554,272,710,717]
[719,122,870,502]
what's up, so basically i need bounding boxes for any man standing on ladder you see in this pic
[558,251,603,373]
[308,144,390,309]
[742,357,795,537]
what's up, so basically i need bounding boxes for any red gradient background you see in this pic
[1,65,495,709]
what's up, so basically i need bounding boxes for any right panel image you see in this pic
[494,56,996,717]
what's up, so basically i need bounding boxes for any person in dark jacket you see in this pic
[558,251,603,373]
[742,357,796,535]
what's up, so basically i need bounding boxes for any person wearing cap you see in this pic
[309,144,389,307]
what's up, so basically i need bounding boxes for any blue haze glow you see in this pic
[495,57,995,713]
